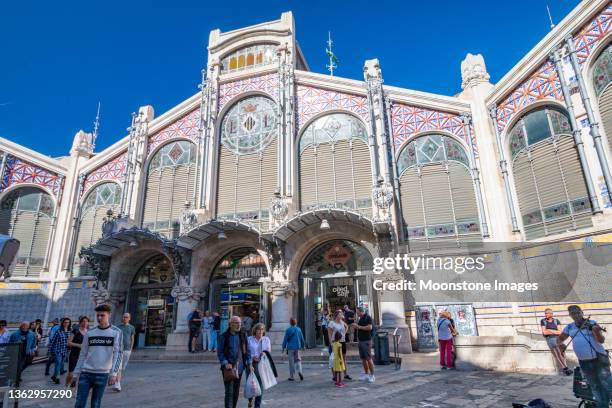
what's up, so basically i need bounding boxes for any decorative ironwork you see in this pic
[179,201,198,234]
[0,155,63,197]
[372,181,393,210]
[79,247,111,290]
[263,281,297,298]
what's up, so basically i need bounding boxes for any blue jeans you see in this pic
[53,353,65,377]
[209,329,218,350]
[579,357,612,408]
[74,372,109,408]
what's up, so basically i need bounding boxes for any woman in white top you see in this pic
[247,323,271,408]
[327,310,351,381]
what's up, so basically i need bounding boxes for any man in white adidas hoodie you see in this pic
[73,304,123,408]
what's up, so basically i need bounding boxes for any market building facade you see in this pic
[1,1,611,354]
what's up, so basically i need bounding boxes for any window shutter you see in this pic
[29,214,52,276]
[315,144,335,206]
[351,139,372,211]
[142,170,161,228]
[333,140,354,205]
[420,164,454,226]
[299,145,317,210]
[217,145,238,217]
[10,211,36,277]
[399,167,425,231]
[513,152,544,239]
[599,85,612,153]
[259,138,278,231]
[448,163,479,225]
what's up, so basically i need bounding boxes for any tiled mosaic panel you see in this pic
[0,287,48,324]
[82,153,127,196]
[50,285,95,321]
[495,61,563,134]
[147,109,200,156]
[218,73,279,110]
[1,155,63,198]
[573,2,612,65]
[390,103,476,156]
[295,85,369,130]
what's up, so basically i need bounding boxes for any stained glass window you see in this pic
[82,182,121,214]
[149,141,196,171]
[592,44,612,97]
[396,134,469,175]
[298,113,368,154]
[1,187,54,217]
[508,107,572,159]
[221,96,278,155]
[220,44,278,74]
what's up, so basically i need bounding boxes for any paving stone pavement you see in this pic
[5,362,583,408]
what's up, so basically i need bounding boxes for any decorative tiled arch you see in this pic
[573,3,612,65]
[296,85,369,131]
[1,155,63,198]
[390,103,474,155]
[494,61,563,134]
[218,73,279,110]
[81,153,127,196]
[147,109,200,155]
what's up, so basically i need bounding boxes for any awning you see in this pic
[87,227,168,257]
[176,219,269,250]
[270,208,391,243]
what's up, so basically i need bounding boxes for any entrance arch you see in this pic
[128,254,175,347]
[208,247,270,334]
[298,239,375,348]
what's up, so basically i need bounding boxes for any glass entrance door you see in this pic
[131,287,174,347]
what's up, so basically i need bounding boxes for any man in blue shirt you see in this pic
[9,321,36,386]
[217,316,251,408]
[558,305,610,408]
[45,318,61,376]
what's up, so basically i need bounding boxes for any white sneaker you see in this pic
[367,375,375,383]
[359,373,368,381]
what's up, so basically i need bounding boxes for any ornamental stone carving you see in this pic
[461,53,490,89]
[171,285,202,302]
[372,181,394,210]
[263,281,297,298]
[179,201,198,234]
[270,190,289,222]
[71,130,94,157]
[91,288,110,306]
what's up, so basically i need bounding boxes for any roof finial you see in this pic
[326,31,338,76]
[92,102,101,151]
[546,3,555,30]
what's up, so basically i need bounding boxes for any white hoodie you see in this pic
[73,325,123,376]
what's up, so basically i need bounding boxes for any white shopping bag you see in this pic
[328,352,334,369]
[258,354,278,390]
[244,372,262,399]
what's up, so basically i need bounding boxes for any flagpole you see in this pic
[326,31,337,77]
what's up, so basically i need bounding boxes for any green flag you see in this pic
[326,47,339,64]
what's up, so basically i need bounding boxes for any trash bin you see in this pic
[373,330,390,365]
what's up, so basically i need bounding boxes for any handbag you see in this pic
[223,366,239,382]
[258,354,278,390]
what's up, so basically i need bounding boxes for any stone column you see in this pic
[264,281,297,347]
[375,235,412,353]
[165,285,203,351]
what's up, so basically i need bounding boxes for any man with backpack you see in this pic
[557,305,611,407]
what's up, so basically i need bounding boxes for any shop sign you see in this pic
[225,266,266,279]
[324,245,352,270]
[147,298,165,308]
[331,285,350,297]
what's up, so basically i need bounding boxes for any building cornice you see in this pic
[383,84,471,113]
[0,137,67,175]
[486,0,603,107]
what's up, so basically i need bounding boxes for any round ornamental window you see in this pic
[221,96,278,155]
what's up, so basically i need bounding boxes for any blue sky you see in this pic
[1,0,580,157]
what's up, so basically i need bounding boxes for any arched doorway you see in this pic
[299,239,375,348]
[208,248,269,334]
[128,254,175,348]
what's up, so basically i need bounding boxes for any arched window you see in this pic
[298,113,372,214]
[220,44,278,74]
[0,187,54,277]
[508,106,592,239]
[397,134,480,250]
[216,96,278,231]
[142,140,197,238]
[72,182,121,277]
[592,44,612,152]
